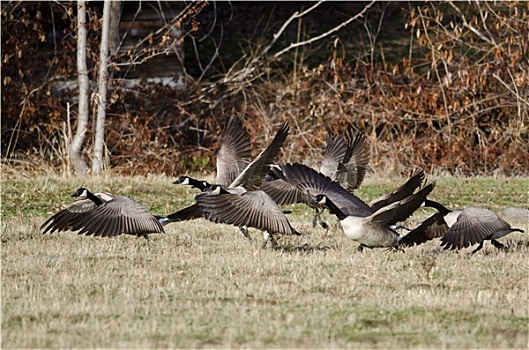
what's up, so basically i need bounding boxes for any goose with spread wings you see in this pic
[167,119,297,245]
[261,129,370,230]
[271,163,441,251]
[425,200,525,253]
[41,188,165,238]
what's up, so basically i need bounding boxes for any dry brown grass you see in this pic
[1,174,528,348]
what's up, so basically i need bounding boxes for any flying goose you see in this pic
[195,185,301,247]
[41,188,165,238]
[262,138,426,237]
[309,183,436,251]
[425,200,525,253]
[166,120,292,244]
[273,163,437,250]
[261,130,370,230]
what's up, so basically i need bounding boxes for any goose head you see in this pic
[174,176,191,185]
[309,194,328,206]
[71,188,89,198]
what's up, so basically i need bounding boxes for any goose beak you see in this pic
[309,198,319,205]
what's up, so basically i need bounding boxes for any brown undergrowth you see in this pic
[2,2,528,176]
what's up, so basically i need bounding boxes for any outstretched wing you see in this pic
[440,207,512,250]
[41,199,99,234]
[196,190,300,235]
[216,116,252,186]
[68,196,164,237]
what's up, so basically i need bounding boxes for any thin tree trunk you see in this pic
[70,0,89,176]
[108,1,122,57]
[92,0,111,175]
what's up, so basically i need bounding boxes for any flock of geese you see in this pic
[41,117,528,253]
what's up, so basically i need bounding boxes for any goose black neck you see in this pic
[178,177,210,191]
[423,199,451,215]
[190,178,211,191]
[86,190,104,206]
[322,197,347,221]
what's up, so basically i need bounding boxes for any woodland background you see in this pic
[2,1,528,177]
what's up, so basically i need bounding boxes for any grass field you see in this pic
[1,174,528,348]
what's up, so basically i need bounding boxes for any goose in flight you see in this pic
[272,162,438,250]
[167,119,294,245]
[41,188,165,238]
[195,185,301,247]
[425,200,525,253]
[261,129,370,231]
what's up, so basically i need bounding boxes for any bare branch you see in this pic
[272,1,376,59]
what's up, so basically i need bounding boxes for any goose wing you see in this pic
[270,163,374,217]
[68,196,164,237]
[399,211,448,247]
[369,168,425,211]
[165,203,201,222]
[196,190,300,235]
[260,178,311,206]
[369,182,436,225]
[216,116,252,187]
[440,207,512,250]
[319,132,348,180]
[334,132,370,192]
[41,199,99,234]
[230,121,289,191]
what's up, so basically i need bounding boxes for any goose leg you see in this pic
[312,208,322,228]
[313,208,331,238]
[269,234,279,249]
[357,244,366,252]
[320,221,330,239]
[471,242,484,254]
[239,225,252,241]
[490,239,505,250]
[261,231,278,248]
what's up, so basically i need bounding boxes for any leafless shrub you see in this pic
[2,1,528,176]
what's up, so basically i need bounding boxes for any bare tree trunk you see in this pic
[92,0,112,175]
[70,0,89,176]
[108,1,122,57]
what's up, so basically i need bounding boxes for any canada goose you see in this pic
[263,145,426,237]
[425,200,525,253]
[273,163,436,250]
[175,117,289,193]
[310,182,436,250]
[195,185,301,247]
[41,188,165,238]
[261,130,370,231]
[166,120,292,243]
